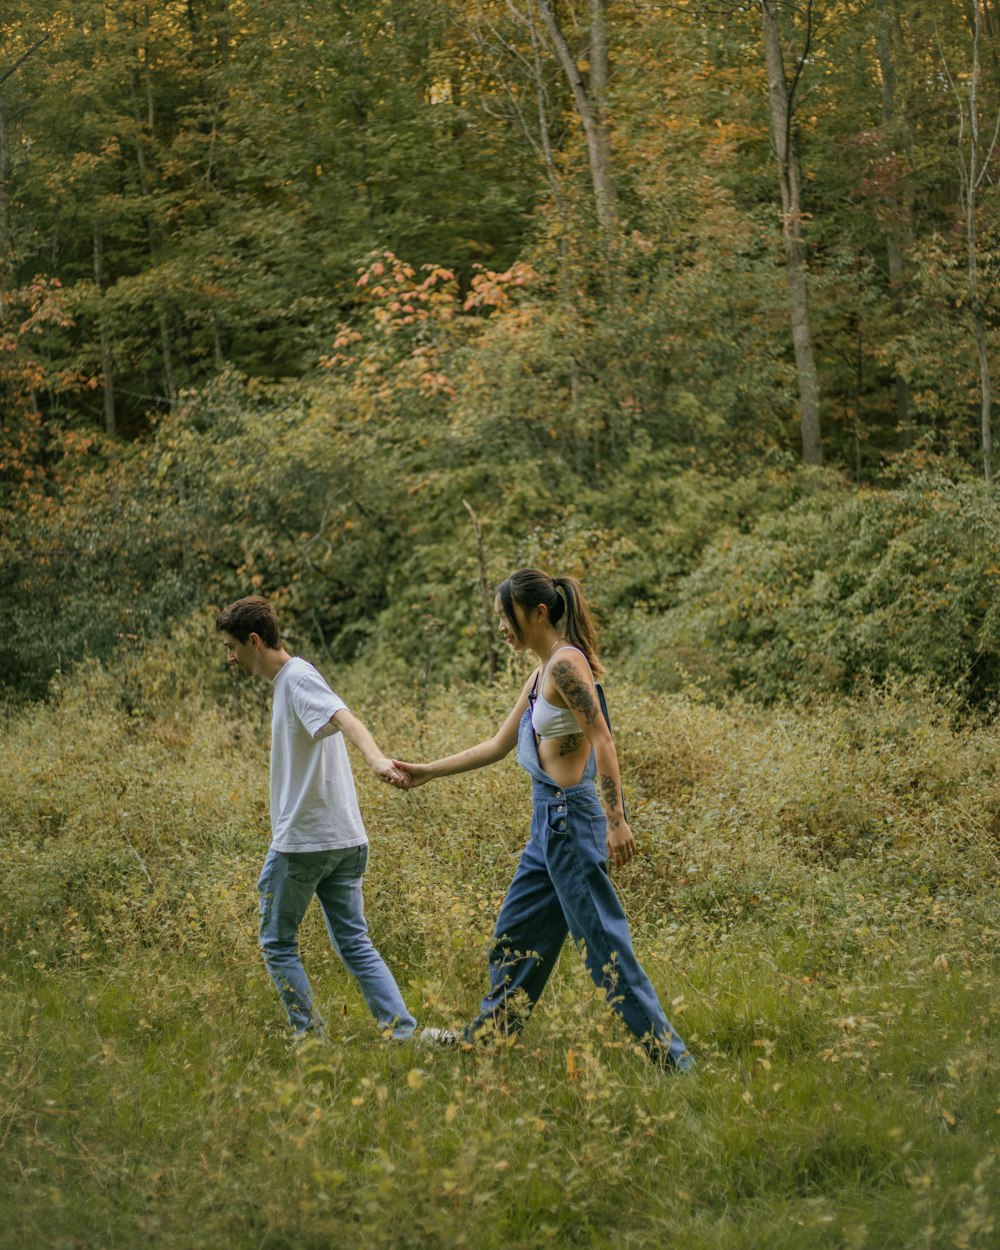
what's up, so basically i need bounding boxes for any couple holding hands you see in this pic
[216,569,693,1072]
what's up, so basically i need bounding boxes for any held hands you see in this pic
[378,757,634,865]
[372,755,409,789]
[606,820,636,869]
[389,760,433,790]
[370,755,434,791]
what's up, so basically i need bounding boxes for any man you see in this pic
[216,595,416,1042]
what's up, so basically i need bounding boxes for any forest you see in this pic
[2,4,999,1249]
[2,0,1000,700]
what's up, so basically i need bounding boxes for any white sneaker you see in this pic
[419,1026,460,1046]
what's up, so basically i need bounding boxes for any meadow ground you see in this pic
[2,659,997,1249]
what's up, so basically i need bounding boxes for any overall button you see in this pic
[556,805,565,813]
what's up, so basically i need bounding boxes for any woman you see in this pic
[394,569,693,1071]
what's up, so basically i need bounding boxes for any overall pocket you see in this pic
[545,801,570,837]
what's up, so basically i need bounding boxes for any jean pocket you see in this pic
[286,852,327,886]
[589,819,610,861]
[545,803,570,837]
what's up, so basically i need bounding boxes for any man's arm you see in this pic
[318,708,399,782]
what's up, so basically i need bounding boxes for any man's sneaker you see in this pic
[419,1026,460,1046]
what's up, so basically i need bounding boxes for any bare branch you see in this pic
[0,32,51,90]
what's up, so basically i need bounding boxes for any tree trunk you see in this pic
[463,500,498,681]
[524,14,581,413]
[760,0,822,466]
[128,32,176,409]
[93,220,117,436]
[159,309,177,407]
[211,314,225,369]
[0,96,11,322]
[532,0,618,230]
[960,2,995,482]
[874,0,913,445]
[587,0,616,225]
[975,316,993,483]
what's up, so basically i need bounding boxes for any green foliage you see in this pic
[4,1,539,418]
[8,369,1000,715]
[3,0,999,467]
[629,474,1000,705]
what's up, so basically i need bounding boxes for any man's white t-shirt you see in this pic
[269,657,368,853]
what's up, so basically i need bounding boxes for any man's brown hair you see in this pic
[216,596,281,648]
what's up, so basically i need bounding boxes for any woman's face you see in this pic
[495,595,530,652]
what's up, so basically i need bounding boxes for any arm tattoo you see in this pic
[598,773,621,822]
[551,660,599,726]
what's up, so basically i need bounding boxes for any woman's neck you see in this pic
[532,632,566,666]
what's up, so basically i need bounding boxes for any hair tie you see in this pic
[550,577,567,624]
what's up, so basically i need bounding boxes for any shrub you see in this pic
[628,476,1000,705]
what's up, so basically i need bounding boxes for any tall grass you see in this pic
[1,650,997,1249]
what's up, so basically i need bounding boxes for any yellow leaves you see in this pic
[566,1048,578,1080]
[749,1040,774,1076]
[406,1068,425,1090]
[351,1078,389,1107]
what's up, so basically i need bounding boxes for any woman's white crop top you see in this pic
[530,647,584,739]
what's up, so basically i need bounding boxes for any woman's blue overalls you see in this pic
[466,687,693,1069]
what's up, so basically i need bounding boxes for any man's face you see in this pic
[220,630,260,678]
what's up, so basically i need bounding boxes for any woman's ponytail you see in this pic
[551,575,603,677]
[497,569,604,676]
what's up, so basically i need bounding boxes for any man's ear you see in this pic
[248,631,263,649]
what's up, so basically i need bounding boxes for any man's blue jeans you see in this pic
[257,844,416,1038]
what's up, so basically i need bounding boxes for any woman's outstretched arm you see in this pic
[393,669,537,788]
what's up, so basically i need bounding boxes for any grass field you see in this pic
[2,656,997,1249]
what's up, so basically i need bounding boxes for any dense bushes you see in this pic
[5,344,1000,714]
[626,475,1000,706]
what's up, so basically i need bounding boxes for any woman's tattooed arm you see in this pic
[597,772,624,828]
[551,657,626,833]
[551,660,599,726]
